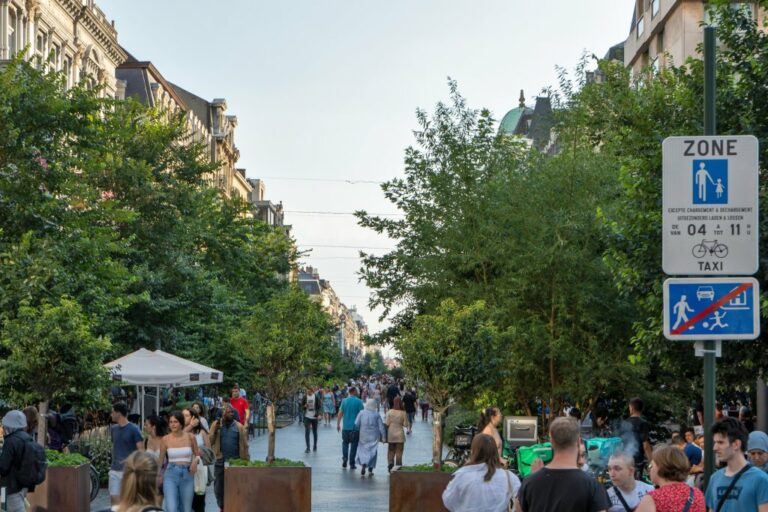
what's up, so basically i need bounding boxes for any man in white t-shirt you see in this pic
[606,452,654,512]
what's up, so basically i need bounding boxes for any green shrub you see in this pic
[443,407,478,448]
[228,458,305,467]
[70,427,112,486]
[46,450,89,467]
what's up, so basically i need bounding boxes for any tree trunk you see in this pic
[266,403,276,463]
[37,400,48,447]
[432,409,443,469]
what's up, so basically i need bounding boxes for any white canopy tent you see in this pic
[105,348,223,425]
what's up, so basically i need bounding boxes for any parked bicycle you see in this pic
[443,425,477,468]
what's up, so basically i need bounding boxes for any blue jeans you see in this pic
[342,430,359,466]
[163,463,194,512]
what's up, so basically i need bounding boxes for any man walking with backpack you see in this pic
[0,410,47,512]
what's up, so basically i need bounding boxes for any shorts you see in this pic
[109,469,124,496]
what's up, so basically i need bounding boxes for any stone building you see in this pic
[247,178,285,227]
[170,85,251,201]
[499,90,555,153]
[297,266,369,361]
[623,0,766,74]
[0,0,126,97]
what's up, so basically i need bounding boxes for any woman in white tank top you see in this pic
[159,411,199,512]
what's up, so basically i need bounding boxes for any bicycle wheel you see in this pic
[691,244,707,258]
[714,244,728,258]
[89,465,100,502]
[443,450,460,468]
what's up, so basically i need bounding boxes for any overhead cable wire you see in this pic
[285,210,403,216]
[257,176,384,185]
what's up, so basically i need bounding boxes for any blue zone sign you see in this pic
[663,278,760,341]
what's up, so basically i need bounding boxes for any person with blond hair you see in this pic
[635,445,704,512]
[442,433,520,512]
[96,451,163,512]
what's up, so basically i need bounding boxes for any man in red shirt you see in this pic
[229,384,249,425]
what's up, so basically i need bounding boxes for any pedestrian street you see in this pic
[92,412,440,511]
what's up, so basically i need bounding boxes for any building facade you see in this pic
[499,90,555,152]
[297,266,369,361]
[0,0,126,97]
[624,0,766,74]
[247,178,285,227]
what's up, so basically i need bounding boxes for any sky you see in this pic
[98,0,637,336]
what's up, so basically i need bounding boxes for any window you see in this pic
[52,43,61,70]
[652,0,660,17]
[63,55,71,88]
[637,16,645,38]
[8,10,16,56]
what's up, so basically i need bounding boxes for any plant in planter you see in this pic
[234,287,336,462]
[224,458,311,512]
[0,299,111,446]
[28,451,91,512]
[390,464,458,512]
[394,300,505,469]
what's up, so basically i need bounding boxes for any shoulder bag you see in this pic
[715,464,751,512]
[682,486,694,512]
[614,487,634,512]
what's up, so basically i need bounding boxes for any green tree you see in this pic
[395,299,504,467]
[358,81,641,421]
[0,298,111,444]
[234,287,336,461]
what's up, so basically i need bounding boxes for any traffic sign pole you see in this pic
[703,25,716,489]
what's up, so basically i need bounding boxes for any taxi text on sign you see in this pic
[662,136,758,275]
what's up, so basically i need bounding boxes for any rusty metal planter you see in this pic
[27,463,90,512]
[224,465,311,512]
[389,470,451,512]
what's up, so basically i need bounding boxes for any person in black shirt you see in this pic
[619,397,652,479]
[402,389,417,434]
[516,417,609,512]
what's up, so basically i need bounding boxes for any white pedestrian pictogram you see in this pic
[695,162,715,202]
[708,311,728,330]
[715,178,725,199]
[672,295,695,330]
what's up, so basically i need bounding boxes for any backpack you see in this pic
[15,435,48,488]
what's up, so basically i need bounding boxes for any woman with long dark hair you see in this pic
[159,411,199,512]
[477,407,505,465]
[442,434,520,511]
[384,396,410,472]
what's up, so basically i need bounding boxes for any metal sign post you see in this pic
[702,26,717,488]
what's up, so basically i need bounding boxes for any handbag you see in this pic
[715,464,751,512]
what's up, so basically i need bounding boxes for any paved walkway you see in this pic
[92,412,440,511]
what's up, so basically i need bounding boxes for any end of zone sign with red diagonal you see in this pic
[663,277,759,340]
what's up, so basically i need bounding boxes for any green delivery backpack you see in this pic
[516,443,553,477]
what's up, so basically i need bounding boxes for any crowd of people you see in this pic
[300,376,424,474]
[5,382,768,512]
[440,397,768,512]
